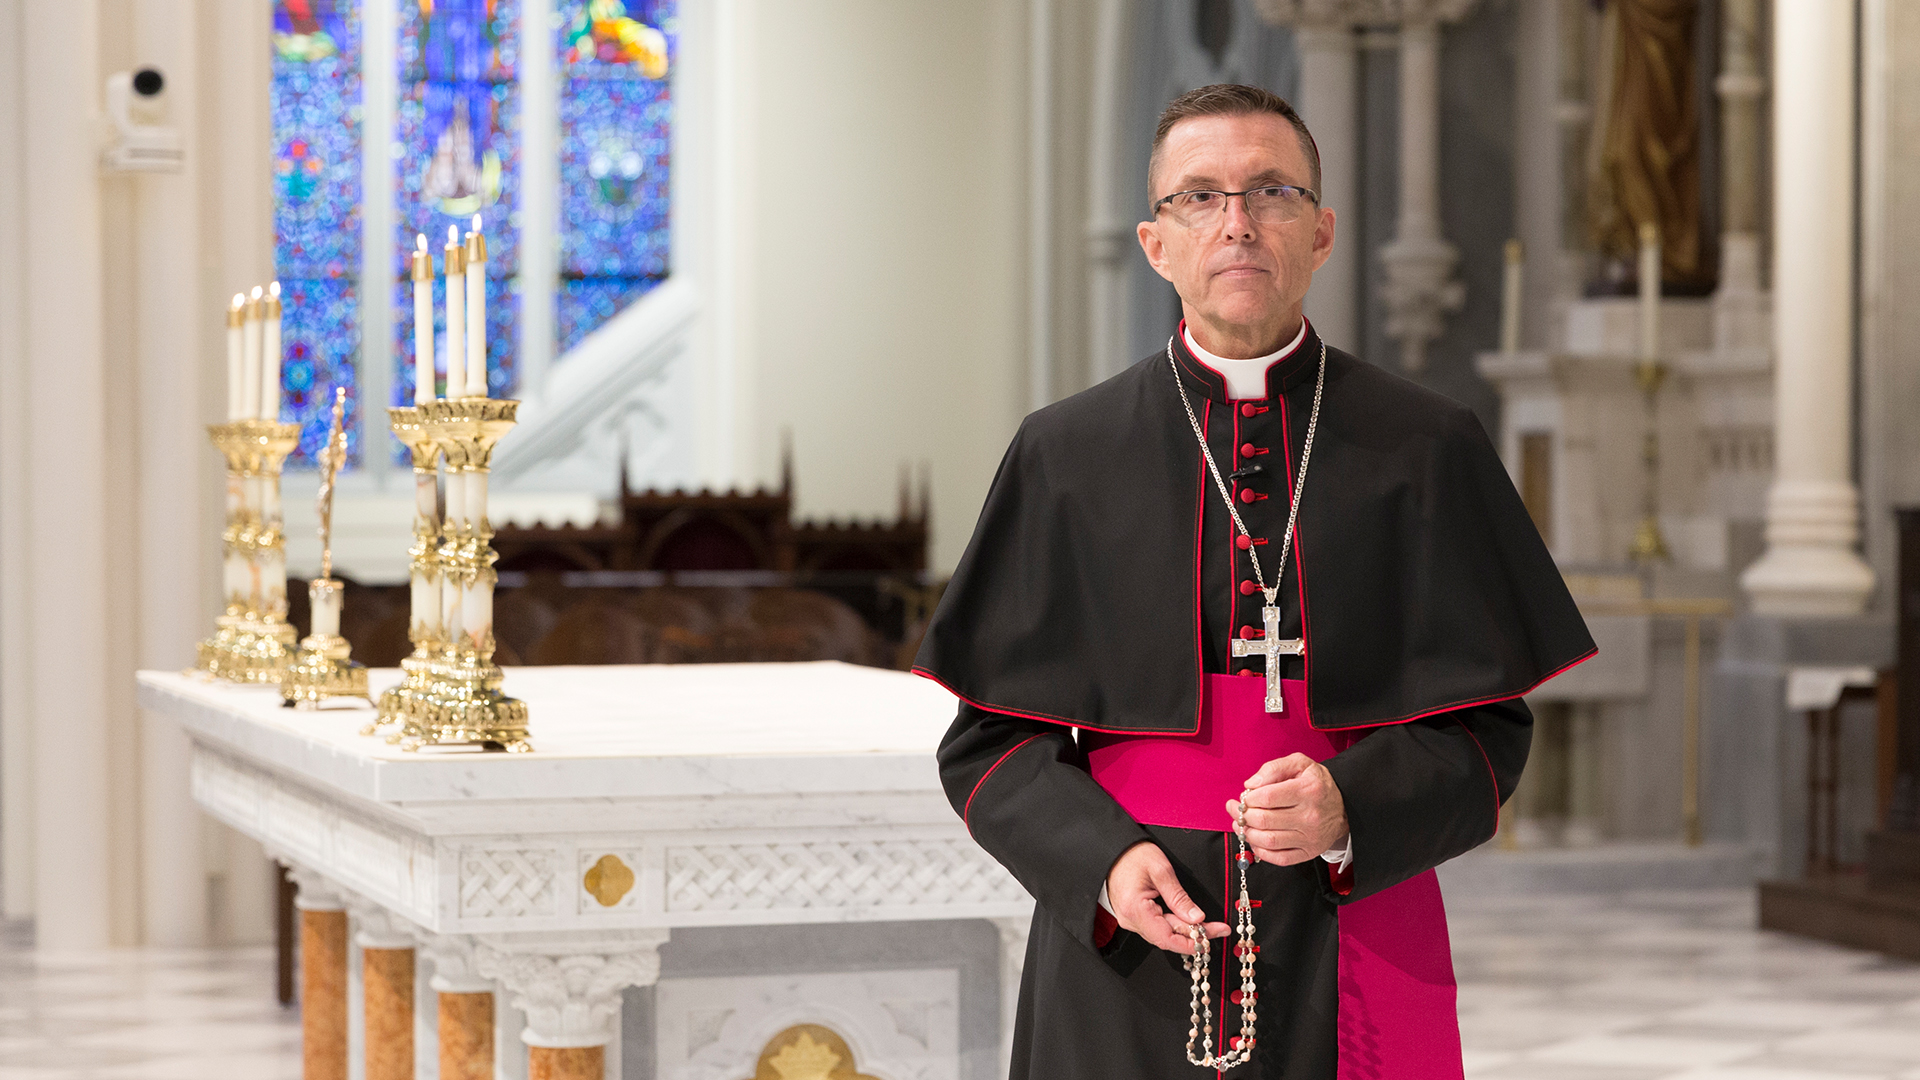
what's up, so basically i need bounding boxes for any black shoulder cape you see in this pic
[914,333,1596,733]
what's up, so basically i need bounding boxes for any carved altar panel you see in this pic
[655,969,959,1080]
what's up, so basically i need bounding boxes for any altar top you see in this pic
[138,662,964,806]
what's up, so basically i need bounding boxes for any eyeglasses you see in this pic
[1151,184,1320,228]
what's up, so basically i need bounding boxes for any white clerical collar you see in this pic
[1183,320,1309,401]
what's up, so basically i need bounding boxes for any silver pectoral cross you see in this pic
[1232,603,1306,713]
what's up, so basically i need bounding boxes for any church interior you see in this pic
[4,0,1920,1078]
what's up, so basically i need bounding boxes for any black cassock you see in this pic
[914,326,1595,1079]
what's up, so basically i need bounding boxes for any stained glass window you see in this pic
[271,0,363,467]
[556,0,674,354]
[395,0,521,412]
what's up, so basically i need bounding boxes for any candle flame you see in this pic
[250,285,264,300]
[472,213,483,233]
[417,233,428,251]
[448,224,459,245]
[230,293,245,310]
[269,280,281,298]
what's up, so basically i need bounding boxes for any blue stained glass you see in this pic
[272,0,363,467]
[557,278,658,354]
[397,0,521,405]
[556,0,673,355]
[279,278,363,468]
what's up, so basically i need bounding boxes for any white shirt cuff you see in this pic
[1097,882,1114,915]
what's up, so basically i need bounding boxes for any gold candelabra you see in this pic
[282,388,370,707]
[370,406,445,734]
[372,397,528,751]
[196,419,301,682]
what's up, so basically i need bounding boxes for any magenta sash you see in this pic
[1083,674,1464,1080]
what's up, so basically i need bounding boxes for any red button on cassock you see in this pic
[1236,535,1252,550]
[1239,580,1259,596]
[1239,626,1264,640]
[1239,489,1265,503]
[1240,402,1266,417]
[1240,443,1268,457]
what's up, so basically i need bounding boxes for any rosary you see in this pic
[1165,337,1326,1070]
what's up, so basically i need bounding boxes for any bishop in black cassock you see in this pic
[913,85,1594,1079]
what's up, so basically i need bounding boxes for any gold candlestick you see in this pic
[400,396,528,752]
[196,418,301,682]
[283,388,369,707]
[370,405,447,735]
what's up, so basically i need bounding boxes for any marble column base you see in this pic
[530,1045,604,1080]
[301,910,348,1080]
[438,991,494,1080]
[364,948,415,1080]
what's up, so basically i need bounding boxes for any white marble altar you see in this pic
[137,663,1030,1080]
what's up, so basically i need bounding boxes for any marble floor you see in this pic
[0,889,1915,1079]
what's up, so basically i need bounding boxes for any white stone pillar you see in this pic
[134,0,210,950]
[1084,0,1132,384]
[1713,0,1769,354]
[1742,0,1874,615]
[475,930,670,1080]
[23,0,113,951]
[1294,25,1360,353]
[1379,17,1466,372]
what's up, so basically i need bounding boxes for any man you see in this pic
[914,84,1594,1078]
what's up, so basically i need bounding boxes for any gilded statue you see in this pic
[1588,0,1709,290]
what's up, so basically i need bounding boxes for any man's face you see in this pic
[1136,112,1335,354]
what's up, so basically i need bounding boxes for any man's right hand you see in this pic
[1105,840,1230,955]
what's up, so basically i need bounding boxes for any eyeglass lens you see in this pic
[1163,187,1312,227]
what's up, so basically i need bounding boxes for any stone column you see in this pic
[476,930,672,1080]
[1713,0,1770,353]
[1378,3,1479,371]
[355,908,418,1080]
[1740,0,1875,615]
[290,869,349,1080]
[1294,24,1361,352]
[420,933,497,1080]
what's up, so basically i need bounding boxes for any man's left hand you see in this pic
[1226,753,1348,866]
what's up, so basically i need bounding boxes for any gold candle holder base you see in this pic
[282,635,371,708]
[399,651,530,752]
[233,618,299,685]
[368,648,436,736]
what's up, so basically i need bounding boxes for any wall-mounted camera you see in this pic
[102,67,184,174]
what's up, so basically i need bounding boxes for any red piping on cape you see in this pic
[962,733,1045,830]
[1281,386,1311,698]
[1459,718,1502,840]
[1193,399,1210,733]
[1317,643,1601,732]
[1228,405,1242,669]
[912,642,1600,737]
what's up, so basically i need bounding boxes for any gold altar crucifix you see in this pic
[1232,603,1305,713]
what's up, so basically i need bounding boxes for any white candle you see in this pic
[1499,239,1523,355]
[443,225,467,399]
[241,286,264,420]
[1638,221,1661,362]
[226,294,246,421]
[412,234,435,403]
[465,214,488,398]
[262,282,283,422]
[309,579,341,639]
